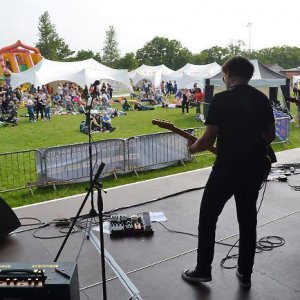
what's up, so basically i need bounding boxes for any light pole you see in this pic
[246,22,252,51]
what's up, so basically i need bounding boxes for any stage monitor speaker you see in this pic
[0,197,21,238]
[0,262,79,300]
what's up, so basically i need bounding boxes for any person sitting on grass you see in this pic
[66,100,77,115]
[78,102,86,114]
[154,88,163,105]
[134,101,155,111]
[122,99,131,111]
[91,114,102,132]
[53,103,64,115]
[101,113,116,132]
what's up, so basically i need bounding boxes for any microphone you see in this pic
[91,80,100,87]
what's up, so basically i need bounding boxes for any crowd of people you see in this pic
[1,78,299,130]
[136,79,204,119]
[0,83,20,126]
[0,81,122,133]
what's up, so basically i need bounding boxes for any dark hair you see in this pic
[222,56,254,81]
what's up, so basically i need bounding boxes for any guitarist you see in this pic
[182,56,276,289]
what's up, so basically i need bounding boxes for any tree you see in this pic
[254,46,300,69]
[136,36,192,70]
[72,49,101,63]
[227,40,246,56]
[116,52,138,70]
[36,11,74,61]
[199,46,229,65]
[102,25,120,68]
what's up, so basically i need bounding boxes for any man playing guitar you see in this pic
[181,56,276,288]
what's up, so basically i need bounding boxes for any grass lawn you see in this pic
[0,104,200,153]
[1,98,300,208]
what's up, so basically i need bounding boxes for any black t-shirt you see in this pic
[205,84,274,165]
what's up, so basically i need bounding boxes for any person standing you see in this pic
[160,81,165,95]
[182,56,275,289]
[194,88,203,118]
[35,94,45,120]
[173,81,178,95]
[181,89,189,114]
[25,95,35,122]
[45,95,52,121]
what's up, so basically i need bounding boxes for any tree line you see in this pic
[36,11,300,71]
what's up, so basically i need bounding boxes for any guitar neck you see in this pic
[168,127,197,142]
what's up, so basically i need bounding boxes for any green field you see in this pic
[1,99,299,208]
[1,105,201,153]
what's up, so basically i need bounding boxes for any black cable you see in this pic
[33,224,80,240]
[154,180,285,270]
[19,217,43,227]
[157,222,198,238]
[13,223,49,235]
[103,186,205,215]
[218,180,285,269]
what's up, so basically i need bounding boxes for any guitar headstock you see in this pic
[152,119,175,130]
[287,97,298,103]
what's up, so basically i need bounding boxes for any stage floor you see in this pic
[1,148,300,300]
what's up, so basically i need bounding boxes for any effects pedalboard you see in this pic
[109,212,154,238]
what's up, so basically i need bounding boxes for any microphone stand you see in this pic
[86,82,100,236]
[95,181,107,300]
[54,163,107,300]
[54,81,108,300]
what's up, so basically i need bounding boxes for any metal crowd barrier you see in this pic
[38,139,126,186]
[1,118,290,193]
[127,130,193,173]
[0,149,38,193]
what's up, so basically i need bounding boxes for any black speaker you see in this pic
[0,197,21,238]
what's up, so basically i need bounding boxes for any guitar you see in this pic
[287,96,299,104]
[152,118,216,154]
[152,119,197,142]
[152,118,277,163]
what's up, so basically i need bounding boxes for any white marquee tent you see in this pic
[129,64,173,88]
[10,58,132,91]
[162,62,221,89]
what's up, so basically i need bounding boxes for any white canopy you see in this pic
[210,59,287,87]
[129,64,173,87]
[162,62,221,89]
[10,58,132,91]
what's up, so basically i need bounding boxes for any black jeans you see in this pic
[182,100,189,113]
[196,161,266,276]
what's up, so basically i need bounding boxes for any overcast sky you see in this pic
[1,0,299,56]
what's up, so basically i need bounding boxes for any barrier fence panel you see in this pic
[1,119,290,192]
[39,139,126,185]
[273,111,290,143]
[127,131,192,171]
[0,150,38,192]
